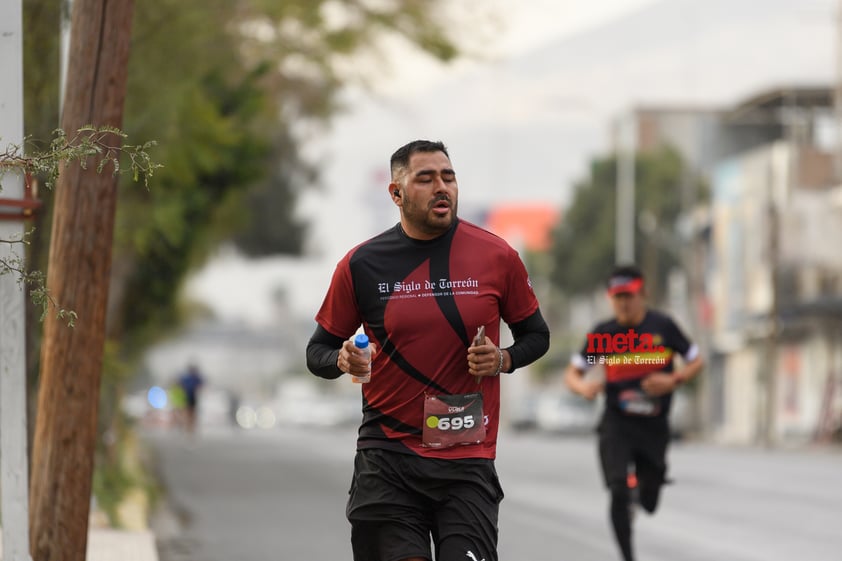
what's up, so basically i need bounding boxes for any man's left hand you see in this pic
[467,337,505,377]
[641,372,679,396]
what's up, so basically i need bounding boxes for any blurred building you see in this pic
[705,86,842,445]
[485,203,561,252]
[628,104,783,173]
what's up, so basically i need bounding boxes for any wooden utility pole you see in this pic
[29,1,134,560]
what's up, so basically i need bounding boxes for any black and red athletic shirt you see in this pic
[571,310,699,420]
[313,219,542,460]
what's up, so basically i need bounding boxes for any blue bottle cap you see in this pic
[353,334,369,348]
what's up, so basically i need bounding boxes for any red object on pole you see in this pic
[0,174,42,220]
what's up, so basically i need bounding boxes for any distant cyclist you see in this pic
[564,264,703,561]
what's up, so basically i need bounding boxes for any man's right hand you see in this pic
[337,337,377,377]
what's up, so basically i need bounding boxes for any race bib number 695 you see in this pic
[428,414,476,431]
[422,393,486,448]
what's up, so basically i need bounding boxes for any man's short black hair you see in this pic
[390,140,449,181]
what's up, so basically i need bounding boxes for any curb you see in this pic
[0,529,158,561]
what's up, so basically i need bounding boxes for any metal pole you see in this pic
[835,0,842,182]
[0,1,34,559]
[616,112,636,264]
[762,169,780,448]
[762,96,798,448]
[60,0,73,118]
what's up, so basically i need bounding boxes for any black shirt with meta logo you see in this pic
[571,310,696,421]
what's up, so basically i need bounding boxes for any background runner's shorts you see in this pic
[347,448,504,561]
[598,414,670,488]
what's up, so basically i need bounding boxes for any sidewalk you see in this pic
[87,529,158,561]
[0,529,158,561]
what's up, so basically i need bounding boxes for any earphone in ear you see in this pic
[393,189,400,198]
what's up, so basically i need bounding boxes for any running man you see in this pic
[306,139,550,561]
[564,264,704,561]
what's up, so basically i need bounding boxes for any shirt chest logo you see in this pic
[377,277,480,301]
[586,329,665,354]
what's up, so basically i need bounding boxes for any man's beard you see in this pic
[407,197,457,236]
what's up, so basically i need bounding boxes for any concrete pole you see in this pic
[835,0,842,182]
[616,111,636,264]
[762,164,780,448]
[0,1,34,560]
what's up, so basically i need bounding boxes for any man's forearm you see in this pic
[675,356,704,385]
[504,309,550,372]
[306,324,346,380]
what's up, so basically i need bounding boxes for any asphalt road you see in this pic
[144,424,842,561]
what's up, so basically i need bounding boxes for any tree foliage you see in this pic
[98,0,462,351]
[1,125,158,324]
[549,146,706,301]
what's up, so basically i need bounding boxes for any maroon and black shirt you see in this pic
[315,219,540,459]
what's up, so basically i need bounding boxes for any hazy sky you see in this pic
[370,0,663,96]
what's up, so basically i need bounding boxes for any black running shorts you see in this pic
[598,412,670,489]
[346,448,504,561]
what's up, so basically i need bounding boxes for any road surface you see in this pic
[145,425,842,561]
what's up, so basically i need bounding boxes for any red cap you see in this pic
[607,276,644,295]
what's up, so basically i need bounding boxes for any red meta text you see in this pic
[586,330,665,354]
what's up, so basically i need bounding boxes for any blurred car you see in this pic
[198,386,236,428]
[507,394,539,431]
[534,392,599,435]
[272,378,362,429]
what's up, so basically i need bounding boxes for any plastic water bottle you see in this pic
[351,334,371,383]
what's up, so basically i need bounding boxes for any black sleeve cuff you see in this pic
[503,308,550,372]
